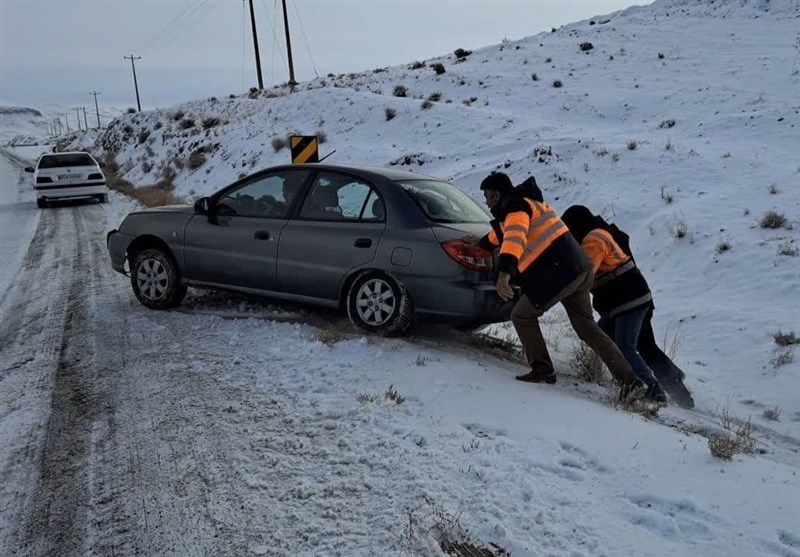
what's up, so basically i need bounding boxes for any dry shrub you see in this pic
[271,136,288,152]
[385,107,396,121]
[431,63,446,75]
[569,342,607,384]
[385,385,405,405]
[770,349,794,368]
[772,330,799,346]
[762,407,781,421]
[316,129,327,143]
[187,150,206,170]
[709,418,756,459]
[759,210,788,229]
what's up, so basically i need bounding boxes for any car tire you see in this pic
[347,270,413,337]
[98,194,108,204]
[130,248,188,309]
[36,198,47,209]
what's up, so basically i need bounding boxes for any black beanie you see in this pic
[561,205,601,243]
[480,172,513,195]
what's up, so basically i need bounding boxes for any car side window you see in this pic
[217,170,309,218]
[299,173,384,222]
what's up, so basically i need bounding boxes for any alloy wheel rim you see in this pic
[136,259,169,301]
[356,278,396,326]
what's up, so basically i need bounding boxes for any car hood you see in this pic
[134,204,195,214]
[430,222,491,243]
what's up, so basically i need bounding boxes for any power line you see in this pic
[291,0,318,78]
[140,0,209,52]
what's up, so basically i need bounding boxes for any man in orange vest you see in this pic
[467,173,642,393]
[562,205,671,404]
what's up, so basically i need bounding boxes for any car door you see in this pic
[183,169,311,291]
[277,171,386,301]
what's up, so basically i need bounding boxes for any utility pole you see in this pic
[281,0,295,85]
[54,116,62,136]
[59,113,70,134]
[90,91,101,128]
[124,54,142,111]
[75,107,83,132]
[248,0,264,89]
[82,107,89,130]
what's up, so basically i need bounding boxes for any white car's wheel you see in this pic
[346,271,413,336]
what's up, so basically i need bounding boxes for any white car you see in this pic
[25,151,108,208]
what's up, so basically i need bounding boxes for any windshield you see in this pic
[38,153,96,169]
[398,180,489,224]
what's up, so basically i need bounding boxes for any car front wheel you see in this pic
[346,271,413,336]
[130,248,187,309]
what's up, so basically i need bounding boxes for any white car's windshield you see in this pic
[398,180,489,224]
[38,154,96,169]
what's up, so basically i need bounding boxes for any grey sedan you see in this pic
[107,164,514,335]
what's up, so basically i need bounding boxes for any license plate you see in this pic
[58,174,81,180]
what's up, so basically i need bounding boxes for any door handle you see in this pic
[253,230,271,240]
[353,238,372,248]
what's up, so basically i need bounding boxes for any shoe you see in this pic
[645,383,668,404]
[516,370,557,384]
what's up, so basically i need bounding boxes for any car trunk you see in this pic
[430,223,498,276]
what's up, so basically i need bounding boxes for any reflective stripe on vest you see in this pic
[586,229,630,276]
[593,259,635,287]
[500,200,569,272]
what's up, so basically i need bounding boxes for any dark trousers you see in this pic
[598,307,659,388]
[511,270,638,385]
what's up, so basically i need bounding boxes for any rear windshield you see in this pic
[398,180,489,224]
[38,153,96,169]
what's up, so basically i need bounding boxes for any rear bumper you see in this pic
[403,275,517,325]
[107,229,129,275]
[36,184,107,199]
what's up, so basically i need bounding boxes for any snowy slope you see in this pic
[2,1,798,555]
[67,0,799,429]
[0,106,48,145]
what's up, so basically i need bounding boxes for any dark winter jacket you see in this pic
[561,205,652,317]
[480,193,589,311]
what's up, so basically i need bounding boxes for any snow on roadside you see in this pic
[0,149,40,305]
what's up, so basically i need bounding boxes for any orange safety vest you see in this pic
[582,229,631,276]
[487,199,569,272]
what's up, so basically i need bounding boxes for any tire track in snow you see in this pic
[0,207,78,555]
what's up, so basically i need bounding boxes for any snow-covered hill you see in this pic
[2,0,795,554]
[0,105,48,145]
[69,0,799,424]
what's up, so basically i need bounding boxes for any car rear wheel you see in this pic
[130,248,187,309]
[36,198,47,209]
[347,271,413,336]
[97,194,108,203]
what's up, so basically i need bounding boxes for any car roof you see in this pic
[270,163,443,183]
[40,151,96,158]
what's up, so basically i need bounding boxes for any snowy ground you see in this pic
[2,0,800,555]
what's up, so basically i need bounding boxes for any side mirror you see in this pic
[24,167,34,173]
[194,197,210,215]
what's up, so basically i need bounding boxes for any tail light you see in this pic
[88,173,103,180]
[441,240,493,272]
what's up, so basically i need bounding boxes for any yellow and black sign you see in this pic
[290,135,319,164]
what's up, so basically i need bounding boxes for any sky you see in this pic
[0,0,653,109]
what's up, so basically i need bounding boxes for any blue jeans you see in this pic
[598,307,659,387]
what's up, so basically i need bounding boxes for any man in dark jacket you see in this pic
[562,205,693,406]
[466,173,641,391]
